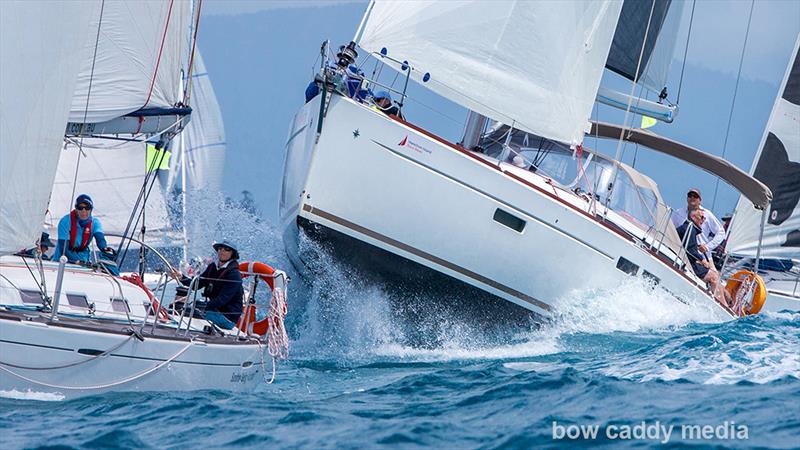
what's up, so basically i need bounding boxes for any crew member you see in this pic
[671,188,726,262]
[177,240,244,330]
[52,194,112,264]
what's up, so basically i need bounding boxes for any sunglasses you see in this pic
[75,205,92,211]
[217,246,233,252]
[687,193,700,199]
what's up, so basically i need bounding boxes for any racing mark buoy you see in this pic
[725,270,766,316]
[237,261,284,336]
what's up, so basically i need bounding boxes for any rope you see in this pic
[676,0,696,104]
[0,334,135,370]
[142,0,175,108]
[69,0,106,205]
[711,0,755,211]
[0,340,193,391]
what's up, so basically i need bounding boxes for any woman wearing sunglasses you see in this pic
[52,194,113,264]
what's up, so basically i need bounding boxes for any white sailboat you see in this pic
[726,34,800,312]
[280,0,772,320]
[0,1,288,398]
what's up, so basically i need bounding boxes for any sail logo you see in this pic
[398,135,432,154]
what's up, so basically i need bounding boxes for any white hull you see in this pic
[280,94,733,320]
[0,256,270,398]
[763,276,800,312]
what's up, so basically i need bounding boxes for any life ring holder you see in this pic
[121,273,170,322]
[725,270,766,316]
[237,261,285,336]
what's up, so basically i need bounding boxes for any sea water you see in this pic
[2,205,798,449]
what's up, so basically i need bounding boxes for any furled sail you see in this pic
[727,34,800,259]
[68,0,191,130]
[355,0,624,146]
[606,0,681,93]
[48,140,173,244]
[0,1,98,254]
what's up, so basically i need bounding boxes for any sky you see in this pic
[197,0,800,222]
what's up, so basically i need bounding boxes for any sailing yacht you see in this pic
[280,0,771,320]
[0,1,288,398]
[726,34,800,312]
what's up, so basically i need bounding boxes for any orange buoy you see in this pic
[725,270,766,316]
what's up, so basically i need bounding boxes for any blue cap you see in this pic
[374,90,391,101]
[75,194,93,208]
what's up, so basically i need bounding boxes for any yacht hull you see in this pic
[280,94,733,320]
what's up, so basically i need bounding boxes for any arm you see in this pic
[52,240,66,260]
[92,218,109,250]
[205,269,242,311]
[703,210,727,251]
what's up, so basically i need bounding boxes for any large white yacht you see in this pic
[280,1,772,320]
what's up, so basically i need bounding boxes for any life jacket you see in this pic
[202,260,236,299]
[69,210,93,252]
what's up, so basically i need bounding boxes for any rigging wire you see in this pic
[711,0,755,211]
[183,0,203,106]
[142,0,176,109]
[69,0,106,206]
[676,0,696,104]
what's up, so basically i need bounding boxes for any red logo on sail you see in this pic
[398,136,408,146]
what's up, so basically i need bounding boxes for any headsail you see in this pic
[67,0,191,135]
[355,0,624,146]
[0,1,98,254]
[606,0,681,93]
[727,34,800,259]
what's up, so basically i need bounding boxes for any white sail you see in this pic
[170,51,226,194]
[48,140,172,242]
[727,34,800,260]
[355,0,623,146]
[68,0,190,124]
[0,1,98,255]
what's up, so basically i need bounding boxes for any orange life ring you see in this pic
[237,261,280,335]
[725,270,766,316]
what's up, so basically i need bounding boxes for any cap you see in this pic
[374,90,392,101]
[212,239,240,260]
[687,188,701,199]
[75,193,93,208]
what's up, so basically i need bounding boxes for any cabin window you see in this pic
[642,270,660,285]
[20,289,43,304]
[493,208,526,233]
[66,293,89,308]
[111,298,130,313]
[616,257,639,276]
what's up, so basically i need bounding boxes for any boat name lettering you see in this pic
[230,371,256,383]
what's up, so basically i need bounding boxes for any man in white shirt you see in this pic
[671,188,727,261]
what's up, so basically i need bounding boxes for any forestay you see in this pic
[69,0,190,124]
[0,1,98,255]
[355,0,623,146]
[727,35,800,259]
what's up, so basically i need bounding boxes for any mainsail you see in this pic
[355,0,624,146]
[68,0,190,124]
[606,0,681,93]
[0,1,98,254]
[727,34,800,260]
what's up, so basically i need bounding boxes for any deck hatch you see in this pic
[20,289,43,304]
[111,298,130,313]
[66,293,89,308]
[493,208,526,233]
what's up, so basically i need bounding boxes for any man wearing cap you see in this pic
[176,240,243,330]
[52,194,112,264]
[371,90,404,120]
[671,188,726,262]
[18,232,55,260]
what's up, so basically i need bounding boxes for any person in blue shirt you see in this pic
[52,194,112,264]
